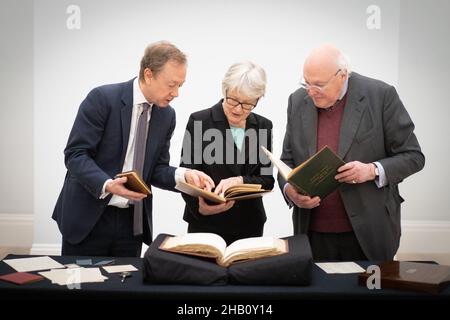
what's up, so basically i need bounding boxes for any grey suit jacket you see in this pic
[277,72,425,260]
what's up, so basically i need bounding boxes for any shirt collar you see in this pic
[133,77,152,106]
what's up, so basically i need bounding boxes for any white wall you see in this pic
[1,0,448,252]
[397,0,450,221]
[32,0,402,248]
[0,0,33,215]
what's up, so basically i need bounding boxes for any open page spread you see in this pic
[175,181,226,203]
[160,233,227,259]
[175,181,270,203]
[221,237,287,267]
[160,233,288,267]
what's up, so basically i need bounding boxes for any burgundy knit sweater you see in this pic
[309,94,353,233]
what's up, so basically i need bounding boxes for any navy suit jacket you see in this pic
[53,78,177,245]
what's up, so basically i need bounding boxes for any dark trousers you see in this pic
[187,224,264,246]
[62,206,142,257]
[308,231,367,262]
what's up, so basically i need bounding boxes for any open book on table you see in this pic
[115,170,152,195]
[175,181,271,204]
[261,145,345,199]
[159,233,288,267]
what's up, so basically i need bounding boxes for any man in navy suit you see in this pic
[53,41,214,257]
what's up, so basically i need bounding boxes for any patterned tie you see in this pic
[133,102,150,236]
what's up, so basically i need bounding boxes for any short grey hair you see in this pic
[139,41,187,80]
[221,61,267,99]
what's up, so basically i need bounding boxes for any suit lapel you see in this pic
[302,97,318,157]
[119,80,134,166]
[211,102,241,176]
[338,79,365,159]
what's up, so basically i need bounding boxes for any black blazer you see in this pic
[180,100,274,243]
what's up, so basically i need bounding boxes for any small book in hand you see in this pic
[175,181,271,204]
[261,145,345,199]
[0,272,44,285]
[115,170,151,195]
[159,233,288,267]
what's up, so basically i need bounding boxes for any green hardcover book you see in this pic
[261,145,345,199]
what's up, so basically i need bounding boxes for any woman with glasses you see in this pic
[179,61,274,245]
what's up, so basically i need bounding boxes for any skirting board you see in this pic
[25,221,450,257]
[0,213,33,247]
[398,220,450,254]
[30,243,61,256]
[1,214,449,256]
[29,244,148,257]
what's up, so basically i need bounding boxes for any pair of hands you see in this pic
[105,169,216,202]
[105,169,241,216]
[198,176,243,216]
[184,170,242,216]
[286,161,377,209]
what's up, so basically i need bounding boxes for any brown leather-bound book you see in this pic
[0,272,44,285]
[175,181,271,204]
[358,261,450,294]
[159,233,288,267]
[115,170,152,195]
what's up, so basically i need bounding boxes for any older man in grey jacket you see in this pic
[278,44,424,261]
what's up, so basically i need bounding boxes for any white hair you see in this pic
[221,61,267,99]
[337,51,352,75]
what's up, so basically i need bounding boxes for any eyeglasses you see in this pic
[300,69,342,93]
[225,96,259,111]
